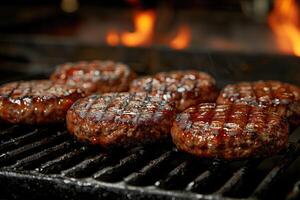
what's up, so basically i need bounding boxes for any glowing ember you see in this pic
[169,25,191,50]
[121,10,155,47]
[268,0,300,56]
[106,30,119,46]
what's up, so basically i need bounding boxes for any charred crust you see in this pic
[130,70,218,111]
[67,92,176,148]
[171,103,289,159]
[0,80,84,124]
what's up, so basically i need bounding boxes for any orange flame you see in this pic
[106,30,119,46]
[121,10,155,47]
[268,0,300,56]
[169,25,191,50]
[105,10,191,50]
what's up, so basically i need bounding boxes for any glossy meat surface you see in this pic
[130,71,218,111]
[67,92,176,148]
[171,103,289,159]
[217,81,300,127]
[0,80,84,124]
[51,60,136,95]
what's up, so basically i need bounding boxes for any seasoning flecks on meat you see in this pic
[51,60,136,95]
[217,81,300,127]
[130,71,218,111]
[0,80,85,124]
[66,92,176,148]
[171,103,289,159]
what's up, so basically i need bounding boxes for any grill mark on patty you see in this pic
[0,80,84,124]
[251,83,258,105]
[210,104,226,134]
[130,71,217,111]
[119,93,136,115]
[52,60,136,94]
[19,83,31,99]
[153,83,169,121]
[82,95,98,119]
[190,104,216,136]
[284,83,293,102]
[114,93,137,123]
[133,93,152,124]
[144,78,154,94]
[271,81,281,103]
[100,93,119,121]
[219,81,300,109]
[6,82,21,99]
[22,83,33,101]
[257,105,270,144]
[172,103,289,159]
[265,81,274,105]
[176,74,186,101]
[221,103,234,150]
[67,92,176,148]
[43,81,55,91]
[241,105,251,135]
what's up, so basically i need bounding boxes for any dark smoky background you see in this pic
[0,0,299,87]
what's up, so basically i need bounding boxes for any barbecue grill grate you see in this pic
[0,124,300,200]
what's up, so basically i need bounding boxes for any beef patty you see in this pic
[0,80,84,124]
[51,60,136,95]
[130,70,218,111]
[171,103,289,159]
[217,81,300,128]
[66,92,176,148]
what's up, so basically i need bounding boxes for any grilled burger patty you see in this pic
[171,103,289,159]
[66,92,176,148]
[217,81,300,127]
[0,80,84,124]
[130,70,218,111]
[51,60,136,95]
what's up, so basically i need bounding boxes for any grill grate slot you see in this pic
[39,145,95,174]
[93,149,148,182]
[287,181,300,200]
[253,145,299,199]
[0,129,49,153]
[0,130,68,167]
[10,140,75,170]
[124,150,175,186]
[216,159,262,197]
[0,124,300,200]
[154,159,201,190]
[0,125,29,141]
[186,161,237,194]
[61,153,110,178]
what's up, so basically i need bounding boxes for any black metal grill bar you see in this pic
[252,158,295,199]
[0,123,299,200]
[93,149,147,182]
[286,181,300,200]
[253,145,299,199]
[154,160,192,189]
[185,161,227,193]
[0,129,40,153]
[61,153,109,178]
[124,150,174,185]
[0,125,23,141]
[39,145,92,174]
[0,130,68,167]
[10,140,74,170]
[216,159,261,196]
[185,170,210,192]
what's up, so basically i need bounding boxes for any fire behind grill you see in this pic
[0,122,299,200]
